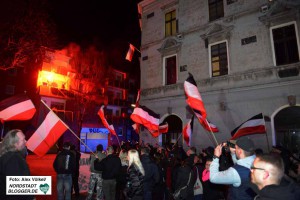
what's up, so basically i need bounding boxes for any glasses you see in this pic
[250,165,265,171]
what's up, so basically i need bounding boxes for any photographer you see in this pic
[209,137,256,200]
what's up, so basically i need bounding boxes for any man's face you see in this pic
[15,131,26,151]
[250,158,265,190]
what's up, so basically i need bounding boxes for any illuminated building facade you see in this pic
[137,0,300,154]
[0,47,138,151]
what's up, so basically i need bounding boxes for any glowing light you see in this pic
[37,70,70,90]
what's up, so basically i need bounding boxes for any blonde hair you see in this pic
[119,149,128,166]
[0,129,23,157]
[128,149,145,176]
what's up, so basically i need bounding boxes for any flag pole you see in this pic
[265,130,270,152]
[129,42,141,53]
[172,133,182,149]
[205,119,219,146]
[115,134,122,150]
[41,100,96,156]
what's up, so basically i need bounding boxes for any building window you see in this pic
[210,41,228,77]
[208,0,224,21]
[5,85,15,95]
[164,55,177,85]
[51,102,65,110]
[271,22,299,66]
[165,10,177,37]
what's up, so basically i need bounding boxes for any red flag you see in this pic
[231,113,266,140]
[184,73,207,119]
[130,105,159,131]
[149,123,168,137]
[193,109,219,133]
[98,105,117,136]
[27,101,68,157]
[183,116,194,146]
[126,43,135,61]
[0,94,36,121]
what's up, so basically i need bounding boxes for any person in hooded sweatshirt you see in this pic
[250,153,300,200]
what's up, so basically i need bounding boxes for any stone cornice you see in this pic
[141,62,300,99]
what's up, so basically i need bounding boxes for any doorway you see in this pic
[161,115,183,146]
[274,106,300,155]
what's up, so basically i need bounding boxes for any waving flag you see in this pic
[130,105,159,131]
[98,105,117,136]
[27,101,68,157]
[149,123,168,138]
[184,73,207,119]
[126,43,135,62]
[0,94,36,122]
[231,113,266,140]
[193,109,219,133]
[183,116,194,146]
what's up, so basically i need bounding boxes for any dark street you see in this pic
[27,154,88,200]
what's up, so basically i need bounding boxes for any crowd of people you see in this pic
[78,137,300,200]
[0,129,300,200]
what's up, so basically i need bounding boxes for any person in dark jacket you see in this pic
[251,153,300,200]
[202,158,225,200]
[174,159,196,200]
[126,149,144,200]
[0,129,34,200]
[185,147,197,168]
[94,146,121,200]
[210,137,256,200]
[70,143,81,197]
[53,142,76,200]
[140,147,160,200]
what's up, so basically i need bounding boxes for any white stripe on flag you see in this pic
[184,81,203,101]
[0,100,35,120]
[239,119,265,129]
[26,111,60,151]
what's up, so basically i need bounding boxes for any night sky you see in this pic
[49,0,142,74]
[50,0,141,48]
[0,0,141,75]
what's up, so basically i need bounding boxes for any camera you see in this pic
[222,141,235,153]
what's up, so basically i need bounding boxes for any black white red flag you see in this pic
[98,105,117,136]
[126,43,135,62]
[184,73,207,119]
[27,101,68,157]
[193,109,219,133]
[130,105,159,131]
[0,94,36,122]
[231,113,266,140]
[183,116,194,146]
[149,123,168,138]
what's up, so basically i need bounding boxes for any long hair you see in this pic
[128,149,145,176]
[0,129,22,157]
